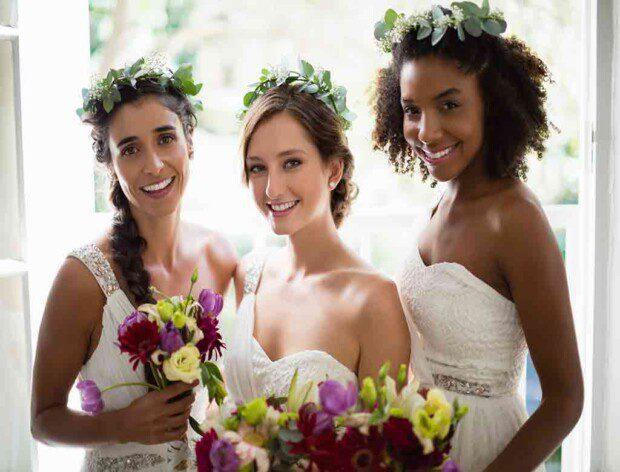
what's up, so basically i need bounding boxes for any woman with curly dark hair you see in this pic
[373,4,583,471]
[30,56,236,470]
[223,62,410,406]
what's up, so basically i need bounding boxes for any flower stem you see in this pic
[101,382,160,394]
[189,415,203,436]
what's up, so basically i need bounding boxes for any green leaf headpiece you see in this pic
[77,53,203,117]
[374,1,507,53]
[239,59,356,130]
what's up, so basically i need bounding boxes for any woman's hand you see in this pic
[116,380,198,445]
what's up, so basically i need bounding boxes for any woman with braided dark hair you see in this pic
[373,3,583,471]
[31,57,236,470]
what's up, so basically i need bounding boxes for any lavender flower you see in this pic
[76,380,104,415]
[160,321,184,354]
[198,289,223,316]
[209,439,240,472]
[319,380,358,416]
[442,460,461,472]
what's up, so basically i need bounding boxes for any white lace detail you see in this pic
[69,244,120,298]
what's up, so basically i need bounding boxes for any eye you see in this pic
[248,164,266,174]
[159,133,176,145]
[283,159,301,170]
[121,145,138,156]
[442,100,459,111]
[403,105,421,119]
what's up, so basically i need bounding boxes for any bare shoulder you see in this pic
[491,182,551,240]
[185,222,237,273]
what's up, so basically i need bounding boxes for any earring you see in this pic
[329,181,337,190]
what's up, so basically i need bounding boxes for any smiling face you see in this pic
[245,111,342,236]
[107,95,193,218]
[400,55,485,183]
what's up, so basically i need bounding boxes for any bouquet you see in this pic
[195,363,467,471]
[77,269,227,434]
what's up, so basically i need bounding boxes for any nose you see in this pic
[265,170,285,201]
[417,111,443,146]
[143,147,165,175]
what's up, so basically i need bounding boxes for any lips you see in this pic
[140,176,176,198]
[417,143,460,165]
[267,200,300,217]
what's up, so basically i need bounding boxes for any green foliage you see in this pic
[238,59,356,130]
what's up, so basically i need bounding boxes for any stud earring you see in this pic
[329,181,337,190]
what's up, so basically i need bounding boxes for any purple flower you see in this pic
[442,460,461,472]
[319,380,358,416]
[76,380,104,415]
[160,321,184,354]
[209,439,239,472]
[198,289,223,316]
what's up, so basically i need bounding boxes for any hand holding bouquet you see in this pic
[77,269,227,435]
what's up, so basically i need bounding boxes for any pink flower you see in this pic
[319,379,358,416]
[76,380,104,415]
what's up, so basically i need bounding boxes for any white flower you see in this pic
[162,345,201,383]
[150,349,166,366]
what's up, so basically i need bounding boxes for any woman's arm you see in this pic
[485,196,584,471]
[357,277,411,381]
[31,257,197,447]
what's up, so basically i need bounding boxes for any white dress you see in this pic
[398,242,545,472]
[70,244,190,471]
[223,251,357,403]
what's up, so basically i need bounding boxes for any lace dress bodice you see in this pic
[399,243,544,471]
[69,244,190,471]
[223,251,357,402]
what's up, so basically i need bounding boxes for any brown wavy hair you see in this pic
[372,26,551,182]
[81,80,197,305]
[240,85,358,228]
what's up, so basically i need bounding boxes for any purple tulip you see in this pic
[319,380,358,416]
[160,321,184,354]
[198,289,223,316]
[76,380,104,415]
[442,460,460,472]
[209,439,240,472]
[118,310,147,337]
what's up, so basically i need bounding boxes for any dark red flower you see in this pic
[288,403,338,469]
[195,428,219,472]
[196,313,225,361]
[116,311,160,370]
[335,426,386,472]
[383,417,445,470]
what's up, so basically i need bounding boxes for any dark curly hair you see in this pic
[81,80,197,305]
[372,25,551,182]
[240,85,358,228]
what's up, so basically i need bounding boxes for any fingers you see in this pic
[165,392,195,416]
[160,380,199,401]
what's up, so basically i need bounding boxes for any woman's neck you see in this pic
[285,214,346,277]
[131,207,182,269]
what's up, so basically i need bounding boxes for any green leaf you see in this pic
[111,86,121,102]
[202,361,224,382]
[305,83,319,94]
[341,109,357,122]
[384,8,398,26]
[417,26,432,40]
[482,18,507,35]
[374,21,391,41]
[129,57,145,75]
[299,59,314,77]
[431,26,448,46]
[261,68,270,76]
[322,70,331,88]
[457,23,466,41]
[463,16,483,36]
[481,0,490,15]
[454,1,482,16]
[103,97,114,113]
[243,91,256,107]
[81,88,90,100]
[432,5,446,22]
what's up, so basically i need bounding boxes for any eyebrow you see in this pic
[246,148,307,161]
[116,125,177,148]
[401,87,461,105]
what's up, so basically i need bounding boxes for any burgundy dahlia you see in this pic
[336,426,386,472]
[195,428,219,472]
[383,417,445,469]
[196,313,225,361]
[116,311,160,370]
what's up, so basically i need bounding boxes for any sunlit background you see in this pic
[1,0,586,470]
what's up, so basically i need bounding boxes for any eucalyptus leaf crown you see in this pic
[239,59,357,130]
[77,53,203,117]
[374,1,507,53]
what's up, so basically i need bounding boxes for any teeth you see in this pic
[427,145,456,160]
[270,201,297,212]
[142,177,173,192]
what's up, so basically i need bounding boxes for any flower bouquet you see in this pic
[195,363,467,471]
[77,269,227,434]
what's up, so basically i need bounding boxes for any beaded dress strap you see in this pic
[68,244,121,298]
[243,250,268,295]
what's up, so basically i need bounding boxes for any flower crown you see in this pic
[239,59,356,130]
[374,1,507,53]
[77,53,203,117]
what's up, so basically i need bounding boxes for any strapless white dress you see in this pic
[223,250,357,403]
[69,244,191,471]
[398,242,545,472]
